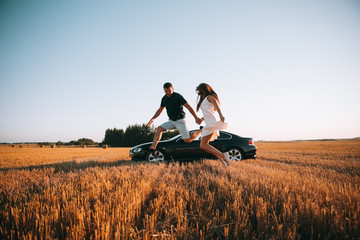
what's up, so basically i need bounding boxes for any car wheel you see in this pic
[146,150,165,162]
[227,148,243,161]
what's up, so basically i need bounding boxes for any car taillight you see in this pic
[248,140,254,145]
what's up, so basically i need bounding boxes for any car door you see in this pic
[177,131,233,159]
[173,137,205,159]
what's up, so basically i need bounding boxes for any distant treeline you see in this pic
[38,138,97,146]
[102,124,179,147]
[3,124,179,147]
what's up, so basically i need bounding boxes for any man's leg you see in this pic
[176,118,202,143]
[150,126,166,150]
[183,128,202,143]
[174,118,199,143]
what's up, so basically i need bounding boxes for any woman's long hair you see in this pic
[196,83,220,111]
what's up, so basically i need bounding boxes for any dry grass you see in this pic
[0,141,359,239]
[0,146,131,170]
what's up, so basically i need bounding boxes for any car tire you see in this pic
[226,147,243,161]
[146,150,165,162]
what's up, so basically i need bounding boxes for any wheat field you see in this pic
[0,141,359,239]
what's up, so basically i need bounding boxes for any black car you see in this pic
[129,130,257,162]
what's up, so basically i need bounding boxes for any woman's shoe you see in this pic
[224,152,231,166]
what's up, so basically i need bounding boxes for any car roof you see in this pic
[168,130,240,141]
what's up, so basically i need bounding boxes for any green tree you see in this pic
[77,138,96,146]
[162,129,180,140]
[102,124,179,148]
[123,124,155,147]
[103,128,125,147]
[66,140,79,146]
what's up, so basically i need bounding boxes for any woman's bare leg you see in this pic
[200,133,227,166]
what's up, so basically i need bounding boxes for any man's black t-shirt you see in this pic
[161,92,187,121]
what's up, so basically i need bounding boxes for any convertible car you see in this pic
[129,130,257,162]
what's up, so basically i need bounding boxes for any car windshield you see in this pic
[170,130,201,141]
[218,132,232,139]
[168,134,181,141]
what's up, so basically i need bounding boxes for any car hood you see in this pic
[131,142,152,149]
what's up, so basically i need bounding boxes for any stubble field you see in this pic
[0,141,359,239]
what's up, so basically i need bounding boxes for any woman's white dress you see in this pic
[200,96,227,141]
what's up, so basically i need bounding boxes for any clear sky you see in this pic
[1,0,360,143]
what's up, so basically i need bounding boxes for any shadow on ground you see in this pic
[0,158,205,173]
[0,159,151,173]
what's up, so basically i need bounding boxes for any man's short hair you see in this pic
[163,82,173,89]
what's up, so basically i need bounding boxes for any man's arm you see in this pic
[147,106,165,127]
[183,102,203,125]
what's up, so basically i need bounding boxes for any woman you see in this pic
[196,83,230,166]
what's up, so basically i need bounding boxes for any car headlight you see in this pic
[132,147,142,153]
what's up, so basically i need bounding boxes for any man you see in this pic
[146,82,203,151]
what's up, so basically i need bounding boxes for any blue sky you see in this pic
[1,0,359,142]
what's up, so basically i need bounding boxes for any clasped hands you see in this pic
[196,117,203,125]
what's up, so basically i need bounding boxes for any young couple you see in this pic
[146,82,230,167]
